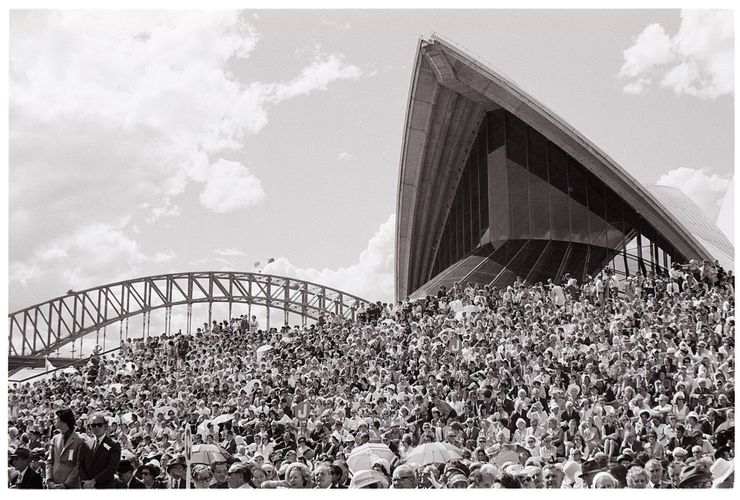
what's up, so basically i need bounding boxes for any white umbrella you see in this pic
[347,443,396,473]
[489,449,520,467]
[462,304,480,314]
[120,413,134,425]
[404,442,461,466]
[213,413,234,425]
[256,345,273,357]
[62,367,78,374]
[244,379,260,394]
[197,419,214,435]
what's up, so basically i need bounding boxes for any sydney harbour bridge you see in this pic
[8,271,370,376]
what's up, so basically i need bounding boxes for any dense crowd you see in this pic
[7,259,735,489]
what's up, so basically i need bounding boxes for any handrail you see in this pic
[8,345,123,384]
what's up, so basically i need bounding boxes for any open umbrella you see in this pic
[120,413,134,425]
[404,442,461,466]
[190,444,226,466]
[347,443,396,473]
[213,413,234,425]
[256,345,273,357]
[442,442,464,455]
[62,367,78,374]
[489,449,520,467]
[197,419,214,435]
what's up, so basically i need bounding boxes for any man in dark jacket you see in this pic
[115,460,145,489]
[10,447,44,489]
[80,413,121,489]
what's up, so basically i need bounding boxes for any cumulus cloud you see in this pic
[199,159,266,213]
[619,10,733,99]
[656,167,731,219]
[10,11,365,307]
[9,222,176,295]
[11,11,364,225]
[261,214,396,302]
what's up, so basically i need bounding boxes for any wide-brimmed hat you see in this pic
[10,447,31,460]
[710,458,734,487]
[678,464,712,488]
[167,454,187,471]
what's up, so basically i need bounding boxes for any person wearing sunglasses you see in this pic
[80,413,121,489]
[390,464,417,489]
[137,463,164,489]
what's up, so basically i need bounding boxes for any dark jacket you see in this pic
[116,476,146,489]
[15,467,44,489]
[80,435,121,489]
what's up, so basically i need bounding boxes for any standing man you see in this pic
[80,413,121,489]
[46,407,86,489]
[10,447,43,489]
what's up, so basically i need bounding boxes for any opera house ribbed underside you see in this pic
[395,35,732,300]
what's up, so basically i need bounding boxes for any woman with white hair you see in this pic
[592,471,618,488]
[626,466,649,488]
[513,418,528,446]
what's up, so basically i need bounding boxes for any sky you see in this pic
[7,9,735,347]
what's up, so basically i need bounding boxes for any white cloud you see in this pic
[10,11,363,240]
[337,152,356,161]
[199,159,266,213]
[9,222,175,294]
[215,248,246,257]
[268,53,362,103]
[10,11,365,308]
[621,77,652,95]
[619,10,733,99]
[261,214,396,302]
[620,23,675,79]
[656,167,731,219]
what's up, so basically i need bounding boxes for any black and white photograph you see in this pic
[5,5,736,491]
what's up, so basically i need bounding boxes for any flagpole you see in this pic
[185,425,192,489]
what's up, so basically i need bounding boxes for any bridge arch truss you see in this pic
[8,271,371,361]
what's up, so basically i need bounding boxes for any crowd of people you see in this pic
[7,259,735,489]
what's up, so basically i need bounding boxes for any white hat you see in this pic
[711,458,734,483]
[561,460,581,484]
[349,470,388,489]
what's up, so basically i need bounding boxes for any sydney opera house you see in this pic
[395,35,734,300]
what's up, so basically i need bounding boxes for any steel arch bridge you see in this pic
[8,271,371,370]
